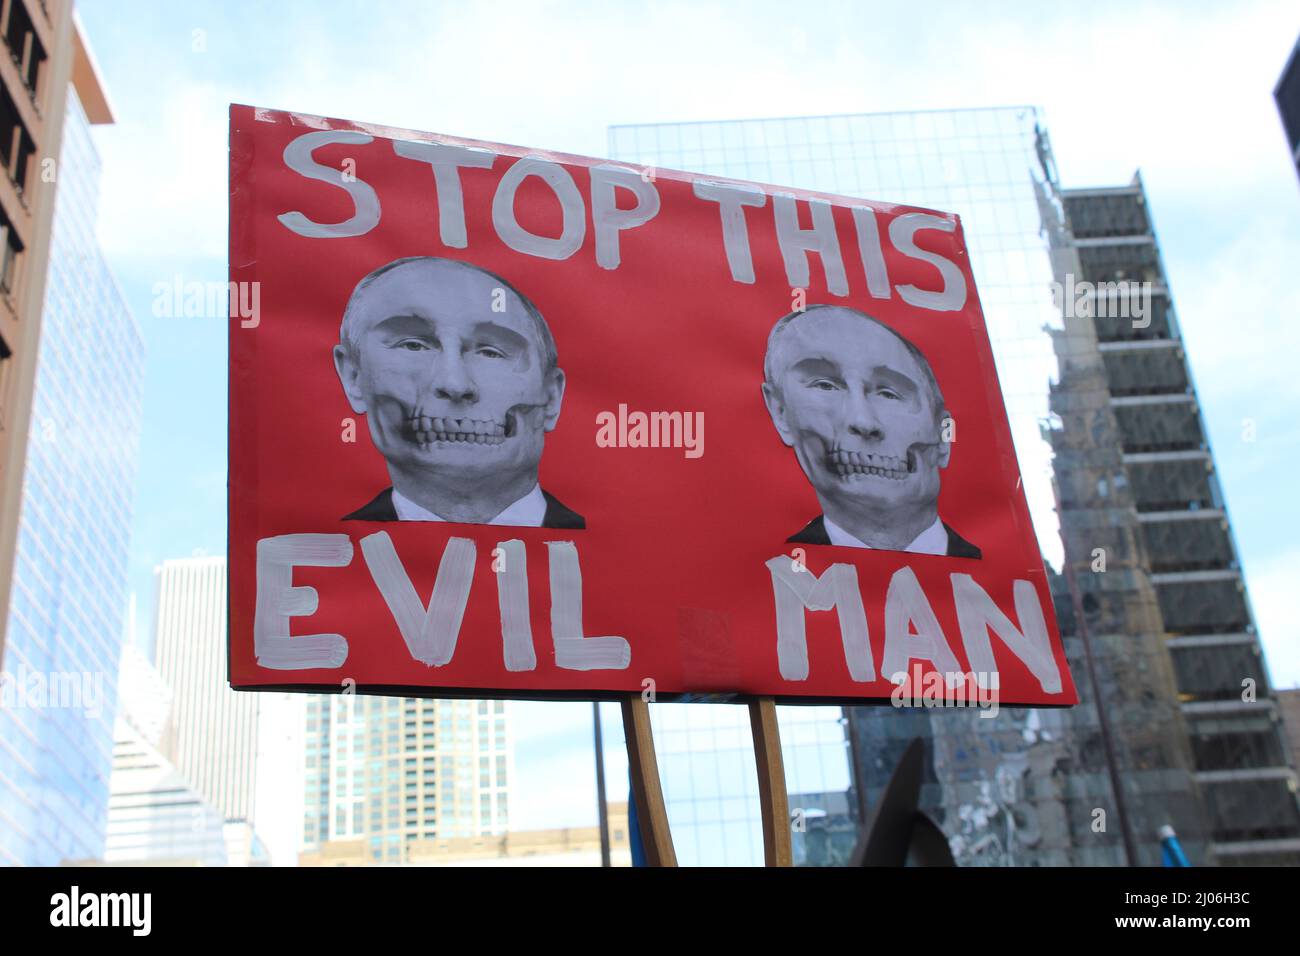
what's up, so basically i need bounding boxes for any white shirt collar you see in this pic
[823,514,948,555]
[391,484,548,527]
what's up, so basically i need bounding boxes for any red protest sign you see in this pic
[228,104,1077,708]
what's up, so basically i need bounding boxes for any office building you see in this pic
[1,3,115,659]
[96,639,269,867]
[1279,689,1300,782]
[1046,173,1300,864]
[152,556,259,823]
[94,646,228,866]
[0,8,141,866]
[101,716,231,866]
[302,694,512,865]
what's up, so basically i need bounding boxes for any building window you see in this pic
[0,209,22,295]
[0,84,33,192]
[2,0,46,99]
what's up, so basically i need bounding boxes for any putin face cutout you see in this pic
[334,257,565,525]
[763,306,952,552]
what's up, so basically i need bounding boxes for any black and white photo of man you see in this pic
[334,256,584,528]
[761,304,979,558]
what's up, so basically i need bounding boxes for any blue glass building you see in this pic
[0,90,144,866]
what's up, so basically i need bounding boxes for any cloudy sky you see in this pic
[76,0,1300,853]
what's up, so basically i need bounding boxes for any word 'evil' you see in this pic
[255,535,1063,696]
[276,130,967,312]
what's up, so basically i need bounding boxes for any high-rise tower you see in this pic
[0,7,141,867]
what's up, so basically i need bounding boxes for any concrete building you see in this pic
[1278,689,1300,784]
[0,2,115,662]
[0,4,142,867]
[1046,174,1300,865]
[303,694,512,865]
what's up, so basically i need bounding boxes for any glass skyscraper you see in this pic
[0,90,144,866]
[608,107,1296,866]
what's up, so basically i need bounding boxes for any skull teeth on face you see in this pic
[405,414,513,447]
[825,447,915,481]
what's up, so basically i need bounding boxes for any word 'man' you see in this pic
[275,130,967,311]
[766,557,1063,696]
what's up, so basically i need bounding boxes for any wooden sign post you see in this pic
[621,695,677,867]
[748,697,793,866]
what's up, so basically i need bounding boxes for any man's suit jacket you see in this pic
[343,488,585,529]
[787,515,981,559]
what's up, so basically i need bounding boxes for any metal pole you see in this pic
[592,701,611,867]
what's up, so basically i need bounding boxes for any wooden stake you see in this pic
[748,696,793,867]
[621,694,677,866]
